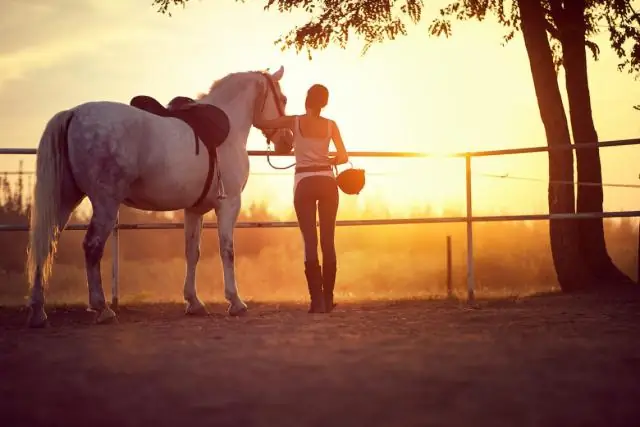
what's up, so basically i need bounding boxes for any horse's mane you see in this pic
[195,69,269,101]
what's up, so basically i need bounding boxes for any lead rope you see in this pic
[265,139,296,170]
[265,139,345,174]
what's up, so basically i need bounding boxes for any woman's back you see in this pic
[293,114,332,168]
[251,82,348,313]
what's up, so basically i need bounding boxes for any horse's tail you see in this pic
[27,109,75,287]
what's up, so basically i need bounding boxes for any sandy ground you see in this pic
[1,291,639,427]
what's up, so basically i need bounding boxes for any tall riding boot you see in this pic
[322,261,337,312]
[304,261,326,313]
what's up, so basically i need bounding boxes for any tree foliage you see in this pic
[430,0,640,74]
[262,0,424,57]
[152,0,640,74]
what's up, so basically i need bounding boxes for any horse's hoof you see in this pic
[185,300,208,316]
[95,307,118,325]
[27,306,48,329]
[228,302,248,317]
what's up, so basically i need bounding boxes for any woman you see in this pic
[255,83,349,313]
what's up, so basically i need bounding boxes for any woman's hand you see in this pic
[331,152,349,166]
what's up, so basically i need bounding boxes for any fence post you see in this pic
[446,235,453,298]
[111,209,120,310]
[465,154,475,303]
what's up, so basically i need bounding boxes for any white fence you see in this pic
[1,138,639,304]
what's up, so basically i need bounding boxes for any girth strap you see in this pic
[191,141,218,208]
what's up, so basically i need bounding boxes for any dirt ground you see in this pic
[1,290,639,427]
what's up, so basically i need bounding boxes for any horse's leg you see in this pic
[183,209,207,315]
[215,195,248,316]
[83,198,120,324]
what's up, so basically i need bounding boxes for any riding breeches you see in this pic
[293,175,339,264]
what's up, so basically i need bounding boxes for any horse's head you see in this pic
[200,67,292,150]
[253,66,293,153]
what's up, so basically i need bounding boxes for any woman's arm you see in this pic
[329,120,349,165]
[254,115,295,131]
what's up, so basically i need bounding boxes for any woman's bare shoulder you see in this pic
[320,115,335,125]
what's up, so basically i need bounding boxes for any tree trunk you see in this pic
[553,0,636,287]
[516,0,592,291]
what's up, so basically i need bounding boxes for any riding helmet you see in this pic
[336,166,366,195]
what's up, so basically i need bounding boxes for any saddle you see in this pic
[129,95,231,207]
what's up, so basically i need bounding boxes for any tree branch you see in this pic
[147,0,638,76]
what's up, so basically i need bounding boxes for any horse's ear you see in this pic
[271,66,284,81]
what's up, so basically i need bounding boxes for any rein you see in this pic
[266,146,296,170]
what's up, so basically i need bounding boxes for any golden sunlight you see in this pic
[0,0,638,221]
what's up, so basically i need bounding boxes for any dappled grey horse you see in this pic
[26,67,291,327]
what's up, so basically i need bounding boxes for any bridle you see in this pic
[255,72,296,170]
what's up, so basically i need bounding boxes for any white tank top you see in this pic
[292,115,335,194]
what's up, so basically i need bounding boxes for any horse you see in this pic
[25,66,291,328]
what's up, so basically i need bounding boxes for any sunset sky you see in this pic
[1,0,639,219]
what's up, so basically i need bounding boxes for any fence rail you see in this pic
[1,210,639,232]
[2,137,638,157]
[1,137,639,304]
